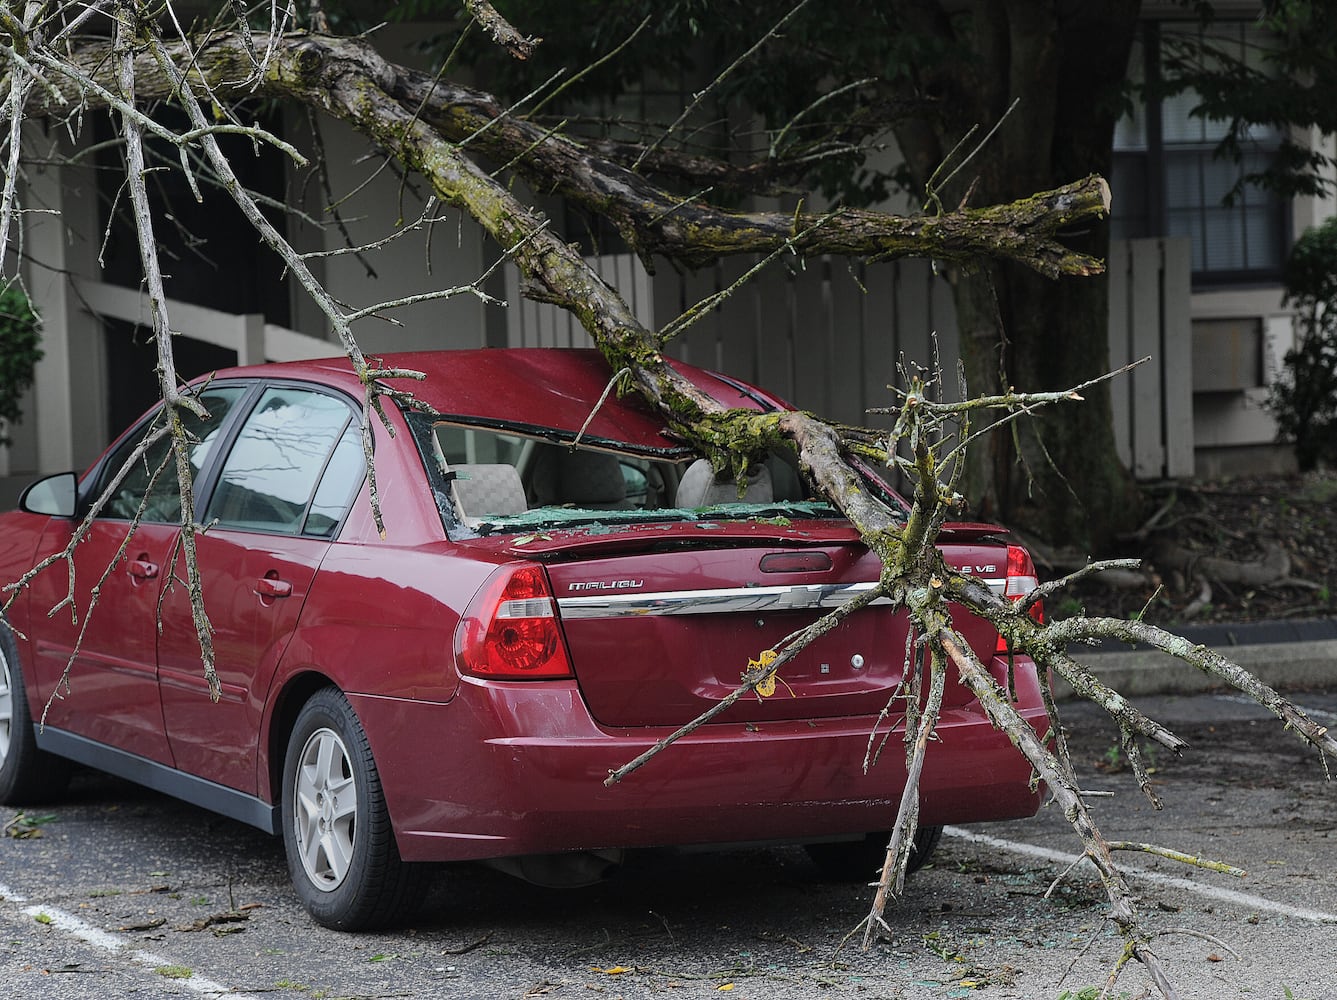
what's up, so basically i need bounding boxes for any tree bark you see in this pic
[31,34,1109,281]
[888,0,1143,549]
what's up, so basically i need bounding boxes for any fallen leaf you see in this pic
[592,966,633,975]
[174,911,249,933]
[717,985,735,992]
[120,918,167,932]
[1207,953,1223,963]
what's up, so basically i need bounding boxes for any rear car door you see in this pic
[156,384,364,792]
[27,385,249,763]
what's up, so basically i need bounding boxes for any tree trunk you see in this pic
[891,0,1143,550]
[955,258,1138,544]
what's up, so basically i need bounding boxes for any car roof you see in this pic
[203,348,776,454]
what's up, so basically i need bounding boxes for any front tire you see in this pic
[0,619,71,805]
[280,687,425,930]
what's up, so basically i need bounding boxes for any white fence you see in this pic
[48,241,1195,484]
[1107,238,1194,478]
[504,240,1195,480]
[74,279,334,363]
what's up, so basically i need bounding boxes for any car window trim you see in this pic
[297,412,359,538]
[78,380,263,521]
[202,380,366,540]
[412,412,696,460]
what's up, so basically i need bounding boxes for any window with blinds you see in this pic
[1111,21,1289,284]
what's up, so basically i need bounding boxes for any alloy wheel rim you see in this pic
[0,651,12,764]
[293,726,357,891]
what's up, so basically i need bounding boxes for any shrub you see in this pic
[0,285,43,447]
[1268,216,1337,470]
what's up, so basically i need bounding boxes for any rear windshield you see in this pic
[405,415,848,538]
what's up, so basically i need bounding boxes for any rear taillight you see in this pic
[995,544,1043,654]
[456,564,574,679]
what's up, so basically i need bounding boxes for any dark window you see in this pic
[206,387,359,535]
[94,106,291,323]
[104,319,239,436]
[1112,21,1289,284]
[93,103,293,438]
[98,386,248,523]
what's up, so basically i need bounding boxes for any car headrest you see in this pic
[530,448,630,508]
[675,459,773,508]
[452,463,528,517]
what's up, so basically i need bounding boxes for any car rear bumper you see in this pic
[349,658,1048,864]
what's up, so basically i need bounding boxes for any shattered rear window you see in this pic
[405,415,844,539]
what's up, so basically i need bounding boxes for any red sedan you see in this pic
[0,349,1046,929]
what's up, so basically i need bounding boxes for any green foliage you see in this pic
[391,0,939,207]
[0,285,42,446]
[1267,216,1337,469]
[1159,1,1337,201]
[3,811,58,838]
[1099,741,1158,774]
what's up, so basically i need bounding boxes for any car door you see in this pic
[27,385,249,764]
[156,385,364,793]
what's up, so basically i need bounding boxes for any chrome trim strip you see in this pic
[557,579,1006,618]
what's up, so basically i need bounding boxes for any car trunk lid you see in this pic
[532,524,1010,727]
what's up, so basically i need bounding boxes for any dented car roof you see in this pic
[211,348,772,454]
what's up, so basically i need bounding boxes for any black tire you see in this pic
[280,687,427,930]
[0,618,71,805]
[805,825,944,882]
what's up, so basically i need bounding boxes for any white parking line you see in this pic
[0,880,252,999]
[944,828,1337,924]
[1213,693,1337,724]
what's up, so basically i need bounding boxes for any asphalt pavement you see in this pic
[0,628,1333,1000]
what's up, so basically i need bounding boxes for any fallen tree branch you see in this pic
[1043,616,1337,763]
[25,33,1112,279]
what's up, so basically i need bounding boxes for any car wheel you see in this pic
[0,620,71,804]
[805,825,944,882]
[280,687,426,930]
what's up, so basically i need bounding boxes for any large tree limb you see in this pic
[24,32,1109,278]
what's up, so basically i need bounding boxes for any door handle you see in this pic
[128,559,159,580]
[254,577,293,599]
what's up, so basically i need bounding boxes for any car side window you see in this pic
[305,421,365,537]
[100,386,248,523]
[205,387,356,535]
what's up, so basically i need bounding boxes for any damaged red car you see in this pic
[0,349,1046,929]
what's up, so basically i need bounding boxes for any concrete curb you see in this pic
[1054,637,1337,700]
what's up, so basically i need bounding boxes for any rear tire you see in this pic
[0,619,71,805]
[280,687,426,930]
[805,826,943,882]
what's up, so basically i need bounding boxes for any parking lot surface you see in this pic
[1,689,1334,999]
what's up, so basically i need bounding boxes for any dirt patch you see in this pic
[1052,471,1337,627]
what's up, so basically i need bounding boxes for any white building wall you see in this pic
[17,126,107,475]
[297,25,491,356]
[1184,128,1337,476]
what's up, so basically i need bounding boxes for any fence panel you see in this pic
[1106,238,1194,480]
[504,242,1189,481]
